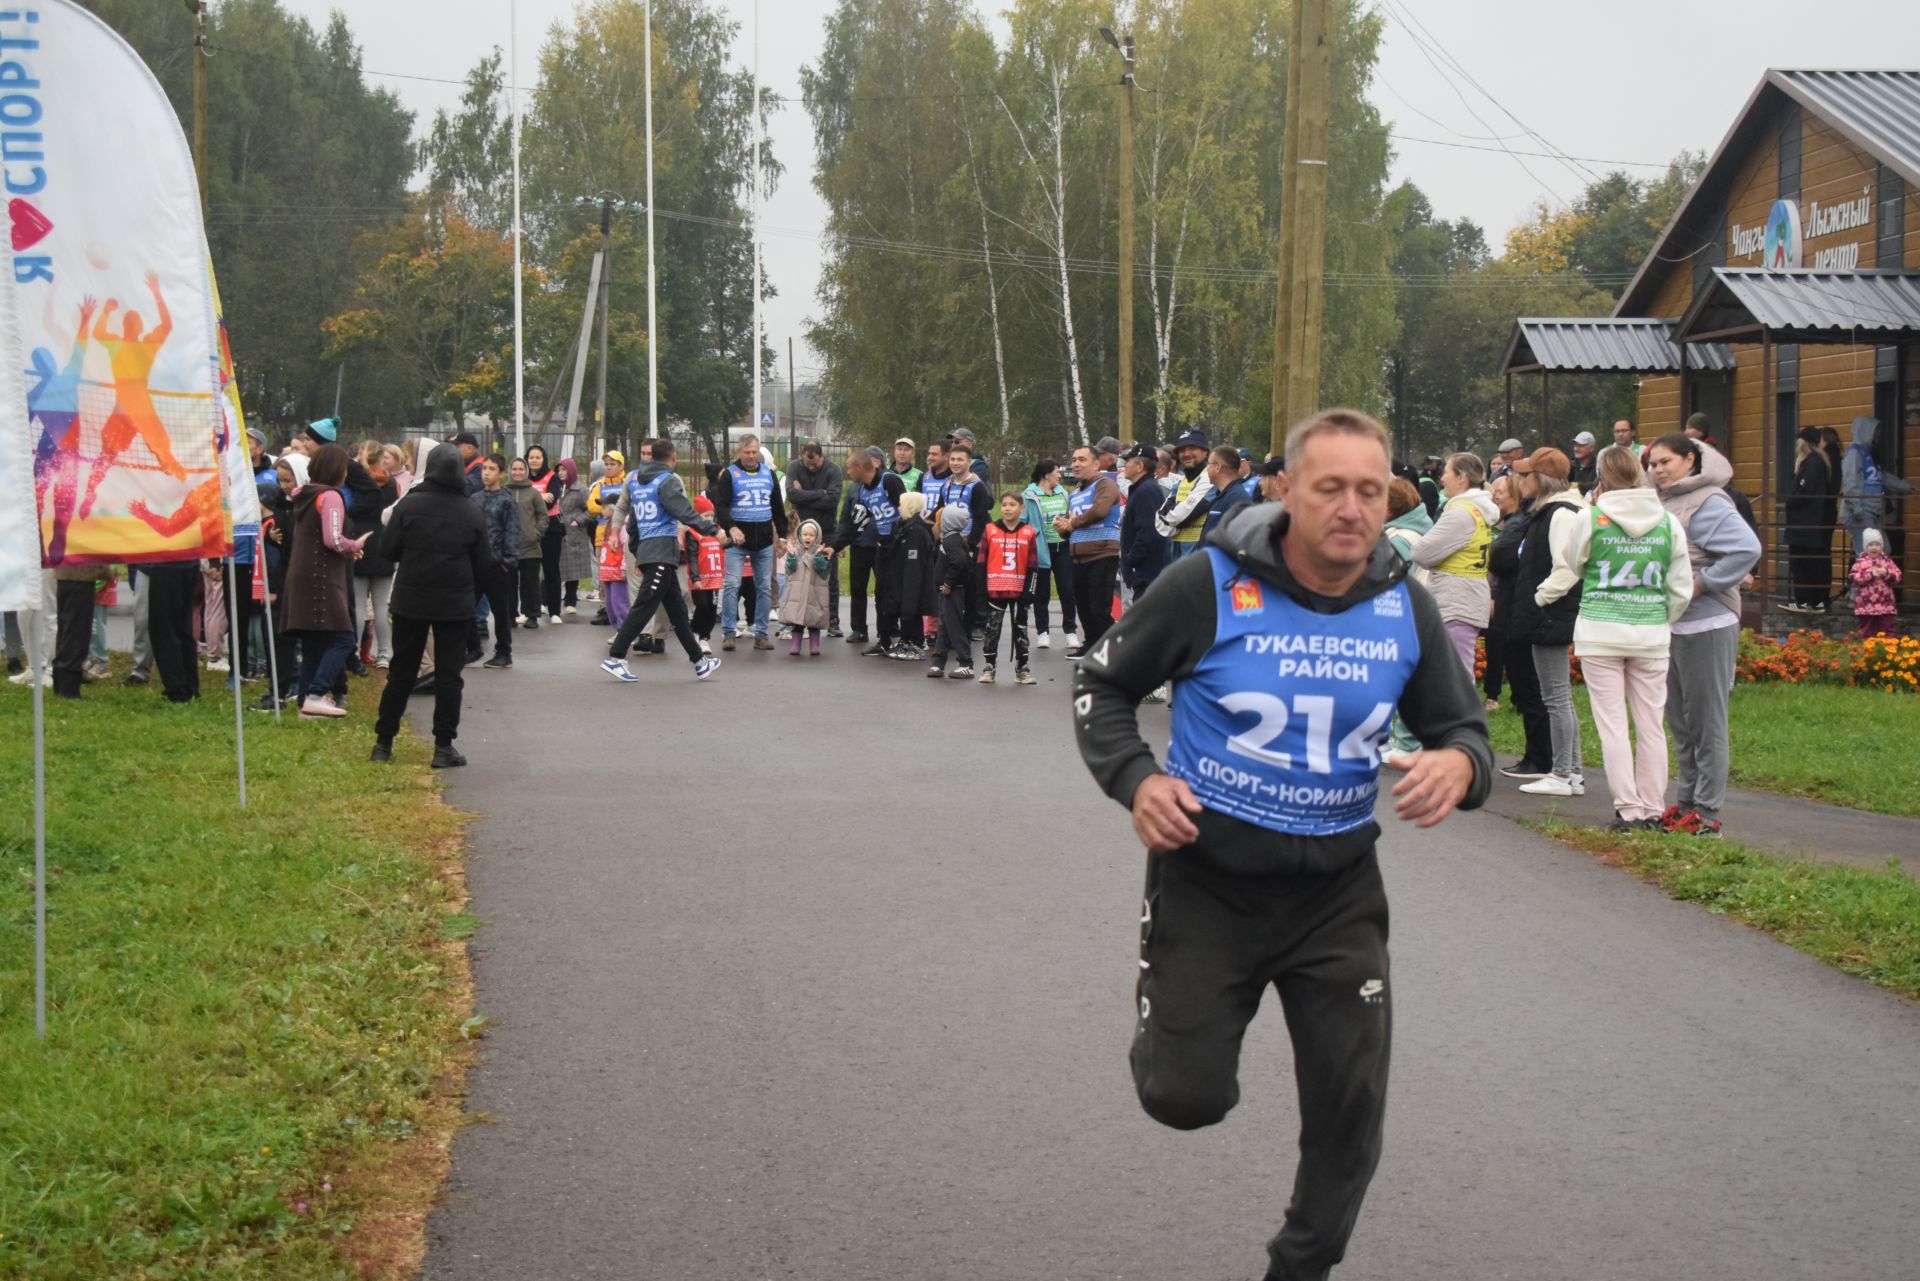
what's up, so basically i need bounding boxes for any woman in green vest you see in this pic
[1534,446,1693,830]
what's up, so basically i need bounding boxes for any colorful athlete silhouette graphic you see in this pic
[127,472,225,548]
[27,295,96,564]
[77,272,187,522]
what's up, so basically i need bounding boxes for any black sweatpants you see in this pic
[847,542,901,644]
[610,562,702,662]
[1133,846,1391,1281]
[930,589,971,667]
[145,563,201,703]
[540,522,566,616]
[52,578,94,698]
[691,587,717,641]
[1481,625,1508,702]
[476,564,515,659]
[1071,554,1118,646]
[518,557,544,622]
[376,615,468,746]
[981,597,1029,672]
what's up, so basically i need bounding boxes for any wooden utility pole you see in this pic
[187,0,209,212]
[1270,0,1331,455]
[1116,33,1136,445]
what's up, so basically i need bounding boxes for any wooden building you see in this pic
[1504,69,1920,615]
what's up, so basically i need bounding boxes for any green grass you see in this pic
[1485,680,1919,818]
[1539,821,1920,999]
[0,663,469,1278]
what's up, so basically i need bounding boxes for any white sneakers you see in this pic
[1519,773,1586,797]
[601,657,639,683]
[298,695,346,719]
[1036,633,1051,650]
[1064,632,1079,649]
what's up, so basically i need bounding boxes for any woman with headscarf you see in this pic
[554,457,594,614]
[526,444,566,624]
[283,443,368,717]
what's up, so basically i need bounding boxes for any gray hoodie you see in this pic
[621,459,716,565]
[1840,416,1913,530]
[1410,487,1500,627]
[1658,443,1760,627]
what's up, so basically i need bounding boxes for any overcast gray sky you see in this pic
[281,0,1920,387]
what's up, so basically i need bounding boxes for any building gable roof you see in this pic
[1673,268,1920,345]
[1614,69,1920,319]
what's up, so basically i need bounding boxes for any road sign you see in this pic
[760,410,775,431]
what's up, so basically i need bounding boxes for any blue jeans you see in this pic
[297,629,355,698]
[1168,539,1204,562]
[722,542,774,637]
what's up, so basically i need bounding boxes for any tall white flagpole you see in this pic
[644,0,659,443]
[29,617,44,1038]
[750,0,761,450]
[226,559,247,808]
[511,0,525,460]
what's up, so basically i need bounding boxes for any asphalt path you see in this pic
[421,609,1920,1281]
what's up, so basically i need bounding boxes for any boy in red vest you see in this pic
[978,490,1040,686]
[685,494,726,652]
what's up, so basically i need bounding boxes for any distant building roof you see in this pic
[1674,268,1920,345]
[1502,318,1735,375]
[1616,69,1920,318]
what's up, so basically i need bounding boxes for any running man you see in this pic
[1073,408,1492,1281]
[80,274,188,522]
[601,438,724,683]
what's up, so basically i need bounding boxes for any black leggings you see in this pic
[540,523,565,616]
[1133,847,1391,1281]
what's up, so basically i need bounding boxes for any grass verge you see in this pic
[1485,680,1919,818]
[1537,820,1920,1000]
[1,661,471,1278]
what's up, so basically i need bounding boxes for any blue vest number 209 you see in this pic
[1164,548,1422,836]
[627,473,675,541]
[729,464,774,523]
[859,479,898,537]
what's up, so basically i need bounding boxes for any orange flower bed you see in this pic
[1736,630,1919,694]
[1475,636,1583,684]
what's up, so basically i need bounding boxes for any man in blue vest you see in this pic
[824,445,909,656]
[710,434,791,651]
[602,438,724,682]
[1074,408,1492,1281]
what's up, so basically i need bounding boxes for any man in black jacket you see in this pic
[1117,444,1168,600]
[785,440,845,635]
[372,444,493,769]
[1074,409,1491,1281]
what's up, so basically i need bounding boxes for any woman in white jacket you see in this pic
[1411,451,1501,678]
[1535,446,1693,831]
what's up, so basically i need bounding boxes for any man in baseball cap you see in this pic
[1490,438,1525,479]
[1158,427,1216,559]
[1508,446,1570,480]
[1569,430,1598,492]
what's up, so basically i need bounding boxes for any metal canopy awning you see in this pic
[1502,317,1736,375]
[1674,268,1920,346]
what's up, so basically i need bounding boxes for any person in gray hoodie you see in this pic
[1839,416,1912,555]
[1073,409,1490,1281]
[1647,435,1761,838]
[601,438,723,683]
[926,504,975,678]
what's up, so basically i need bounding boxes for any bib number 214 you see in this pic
[1220,693,1394,773]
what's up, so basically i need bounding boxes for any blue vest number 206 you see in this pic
[729,464,774,523]
[1164,548,1422,837]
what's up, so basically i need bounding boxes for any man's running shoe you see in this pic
[1064,647,1089,662]
[1064,632,1078,649]
[431,744,468,769]
[694,656,722,680]
[1659,804,1686,831]
[601,657,639,682]
[1036,633,1051,650]
[1664,807,1722,837]
[1499,761,1552,780]
[1014,668,1037,686]
[978,667,995,685]
[926,664,945,678]
[846,629,868,645]
[949,666,974,679]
